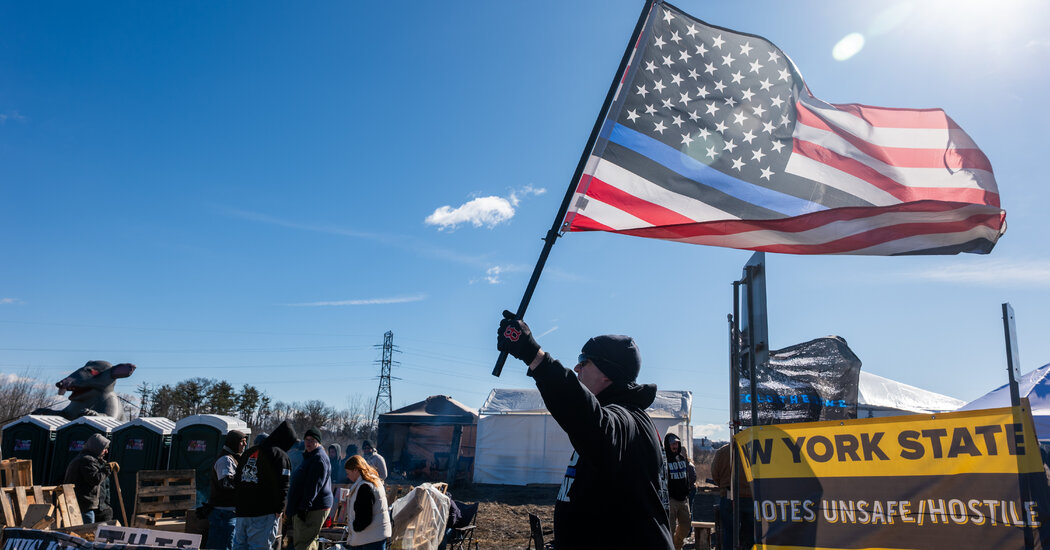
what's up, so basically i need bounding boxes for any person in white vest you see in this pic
[343,455,392,549]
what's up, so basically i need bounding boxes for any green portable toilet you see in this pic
[49,416,124,484]
[1,415,68,485]
[110,417,175,516]
[170,415,250,505]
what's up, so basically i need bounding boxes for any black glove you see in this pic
[296,510,307,522]
[497,310,541,364]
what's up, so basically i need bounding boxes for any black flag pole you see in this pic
[492,0,661,376]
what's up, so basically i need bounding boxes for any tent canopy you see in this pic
[858,371,964,415]
[475,388,691,485]
[379,395,477,425]
[479,388,691,419]
[959,362,1050,440]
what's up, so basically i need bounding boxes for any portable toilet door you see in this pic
[110,417,175,517]
[1,415,68,485]
[169,415,250,506]
[49,416,124,485]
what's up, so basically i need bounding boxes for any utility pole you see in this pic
[371,331,399,427]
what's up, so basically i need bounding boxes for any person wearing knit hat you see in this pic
[497,311,672,550]
[206,430,248,550]
[288,427,333,550]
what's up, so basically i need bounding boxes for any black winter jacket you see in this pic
[529,353,673,550]
[234,421,297,517]
[664,433,695,501]
[63,433,113,512]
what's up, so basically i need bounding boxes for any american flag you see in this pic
[562,3,1006,255]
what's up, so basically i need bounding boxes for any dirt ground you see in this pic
[450,484,557,549]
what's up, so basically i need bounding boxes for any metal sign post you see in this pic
[1002,303,1021,408]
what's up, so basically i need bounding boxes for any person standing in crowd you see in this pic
[233,420,297,550]
[497,311,673,549]
[360,441,387,481]
[288,439,306,472]
[326,445,341,476]
[712,443,754,550]
[64,433,119,524]
[207,430,247,550]
[664,433,697,550]
[288,428,334,550]
[343,456,391,549]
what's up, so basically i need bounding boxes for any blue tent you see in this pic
[959,362,1050,441]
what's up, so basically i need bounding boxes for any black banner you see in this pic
[740,336,861,425]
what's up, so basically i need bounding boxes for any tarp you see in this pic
[377,396,478,482]
[741,336,862,425]
[959,362,1050,440]
[474,388,692,485]
[858,371,965,417]
[379,395,477,425]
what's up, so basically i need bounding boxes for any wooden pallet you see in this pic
[0,460,33,488]
[0,484,83,529]
[132,469,195,528]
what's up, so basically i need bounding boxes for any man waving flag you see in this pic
[562,2,1005,255]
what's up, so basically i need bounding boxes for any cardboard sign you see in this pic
[735,402,1050,549]
[94,525,201,549]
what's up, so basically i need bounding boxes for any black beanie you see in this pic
[581,334,641,384]
[224,430,246,452]
[305,427,322,443]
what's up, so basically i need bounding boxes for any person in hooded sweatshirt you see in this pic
[233,420,297,550]
[288,427,333,550]
[64,433,120,524]
[664,433,697,550]
[498,311,673,550]
[207,430,248,550]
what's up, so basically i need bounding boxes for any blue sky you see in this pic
[2,1,1049,440]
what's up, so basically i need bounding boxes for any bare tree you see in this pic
[0,370,62,424]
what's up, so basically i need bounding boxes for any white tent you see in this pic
[857,371,965,417]
[474,388,691,485]
[958,362,1050,440]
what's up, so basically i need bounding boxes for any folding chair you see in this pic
[445,501,479,550]
[527,513,553,550]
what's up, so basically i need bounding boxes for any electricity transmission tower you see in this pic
[371,330,399,426]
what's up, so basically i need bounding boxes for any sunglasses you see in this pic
[577,354,592,365]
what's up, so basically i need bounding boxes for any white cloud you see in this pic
[692,423,728,438]
[904,260,1050,287]
[425,196,515,231]
[0,111,26,124]
[537,326,559,338]
[425,185,547,231]
[0,372,35,385]
[289,295,425,307]
[482,266,503,284]
[507,185,547,207]
[0,298,22,305]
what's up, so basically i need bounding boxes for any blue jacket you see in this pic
[288,446,334,513]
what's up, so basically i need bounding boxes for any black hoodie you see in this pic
[234,420,297,517]
[64,433,112,512]
[664,433,695,501]
[529,353,673,550]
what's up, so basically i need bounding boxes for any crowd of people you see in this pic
[61,422,392,550]
[62,310,714,550]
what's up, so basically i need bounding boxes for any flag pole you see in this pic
[492,0,660,376]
